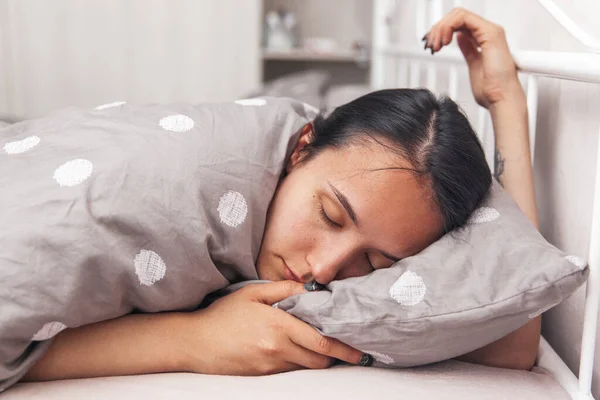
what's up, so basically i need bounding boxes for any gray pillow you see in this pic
[246,70,331,110]
[0,97,315,391]
[275,181,589,367]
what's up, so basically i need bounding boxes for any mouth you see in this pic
[281,258,303,282]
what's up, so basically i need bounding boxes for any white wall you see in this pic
[0,0,262,118]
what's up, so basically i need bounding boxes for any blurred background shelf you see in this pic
[261,0,372,86]
[262,48,365,62]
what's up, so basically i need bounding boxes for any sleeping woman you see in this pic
[21,8,540,381]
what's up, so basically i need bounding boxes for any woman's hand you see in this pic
[182,281,368,376]
[424,8,525,110]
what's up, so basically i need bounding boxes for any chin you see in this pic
[256,262,277,281]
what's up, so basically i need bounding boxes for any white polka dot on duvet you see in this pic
[3,135,40,154]
[235,98,266,106]
[134,249,167,286]
[217,190,248,227]
[95,101,126,110]
[32,322,67,341]
[53,159,93,187]
[159,114,195,132]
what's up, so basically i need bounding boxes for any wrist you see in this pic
[488,83,527,116]
[166,312,197,373]
[177,309,215,374]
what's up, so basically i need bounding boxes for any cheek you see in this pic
[278,197,319,246]
[268,180,320,249]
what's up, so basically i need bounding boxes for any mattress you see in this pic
[1,360,569,399]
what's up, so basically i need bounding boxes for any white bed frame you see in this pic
[370,1,600,399]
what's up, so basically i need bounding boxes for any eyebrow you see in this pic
[327,181,401,263]
[328,181,358,226]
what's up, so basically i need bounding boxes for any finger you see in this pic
[456,31,481,67]
[437,7,495,45]
[285,341,335,370]
[428,24,441,53]
[287,319,366,365]
[439,26,453,48]
[423,28,434,53]
[245,280,306,305]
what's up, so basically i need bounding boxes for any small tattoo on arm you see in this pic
[494,148,505,187]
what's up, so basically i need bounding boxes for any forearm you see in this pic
[489,86,539,228]
[458,86,541,370]
[21,312,190,382]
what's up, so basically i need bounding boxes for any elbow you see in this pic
[457,346,537,371]
[457,317,542,371]
[498,349,537,371]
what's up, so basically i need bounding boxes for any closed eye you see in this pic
[319,203,341,228]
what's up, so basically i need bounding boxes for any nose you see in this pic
[306,239,358,284]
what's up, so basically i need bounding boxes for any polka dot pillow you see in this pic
[275,181,589,367]
[0,97,315,390]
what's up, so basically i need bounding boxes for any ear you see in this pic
[286,122,315,173]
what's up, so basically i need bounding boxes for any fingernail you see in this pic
[430,47,434,55]
[424,42,428,50]
[421,33,428,41]
[304,281,327,292]
[359,354,374,367]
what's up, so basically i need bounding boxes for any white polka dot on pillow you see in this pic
[368,350,395,364]
[389,271,426,306]
[565,255,586,268]
[468,207,500,224]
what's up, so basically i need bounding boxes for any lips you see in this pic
[282,258,302,282]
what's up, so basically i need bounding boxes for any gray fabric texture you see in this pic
[0,97,312,390]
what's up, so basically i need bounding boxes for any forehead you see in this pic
[313,141,443,256]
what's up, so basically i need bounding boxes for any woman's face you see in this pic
[256,125,443,284]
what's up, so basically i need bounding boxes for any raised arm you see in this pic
[424,8,541,370]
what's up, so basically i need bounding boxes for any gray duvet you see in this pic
[0,98,311,390]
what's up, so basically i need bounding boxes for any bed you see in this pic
[2,1,599,399]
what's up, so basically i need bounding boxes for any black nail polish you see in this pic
[424,42,428,50]
[422,33,429,41]
[430,48,434,55]
[359,354,374,367]
[304,281,326,292]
